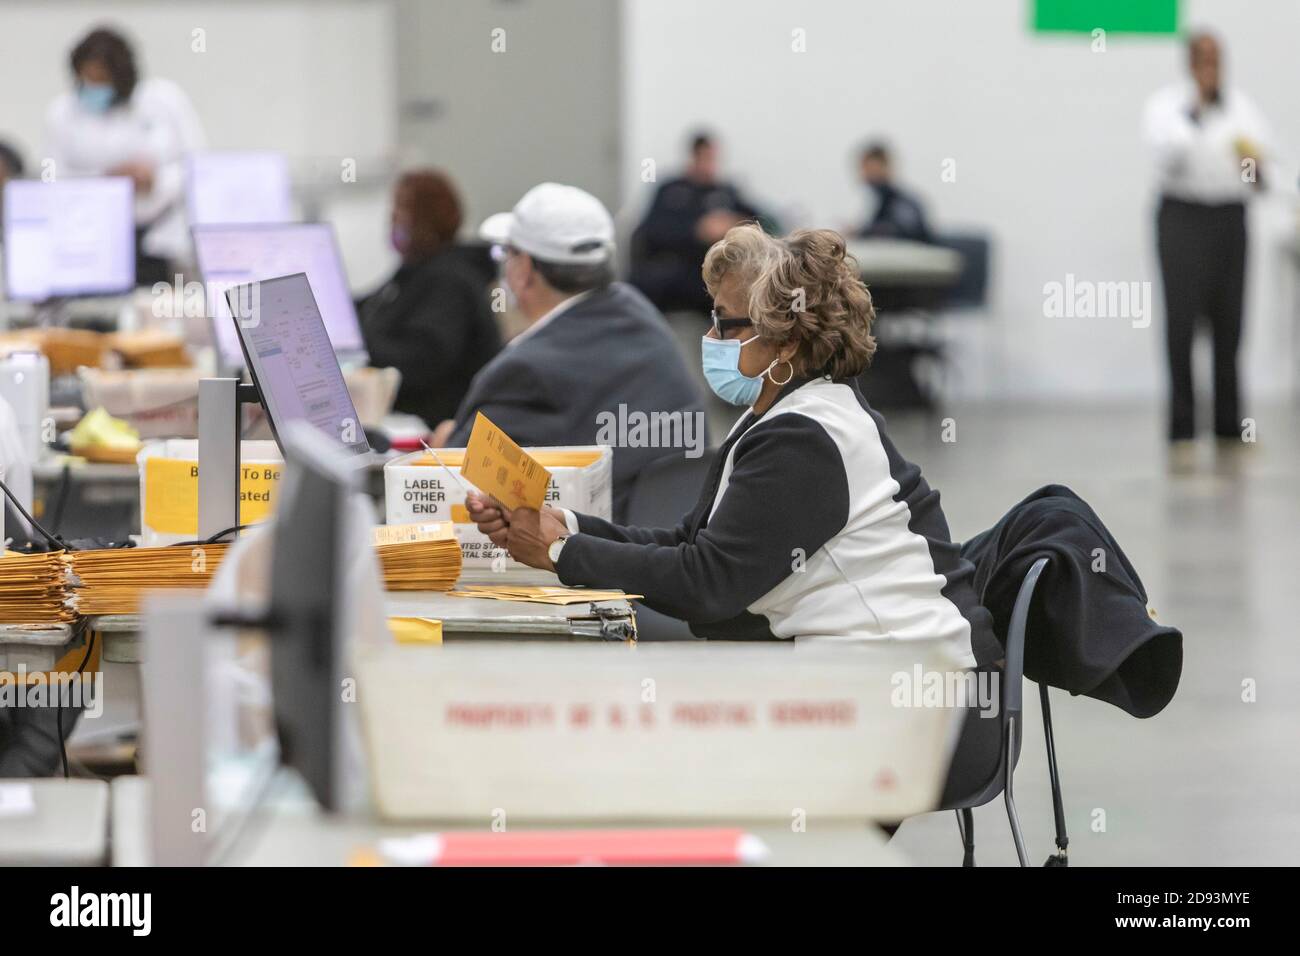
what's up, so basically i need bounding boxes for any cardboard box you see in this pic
[137,439,283,546]
[79,367,203,439]
[384,445,612,568]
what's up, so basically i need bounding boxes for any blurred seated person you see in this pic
[0,139,24,228]
[630,131,771,312]
[856,141,934,244]
[0,139,23,188]
[358,169,501,428]
[432,182,707,522]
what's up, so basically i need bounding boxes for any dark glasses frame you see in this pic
[710,309,755,338]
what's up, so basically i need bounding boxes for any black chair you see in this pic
[622,449,716,641]
[936,232,991,310]
[938,557,1070,866]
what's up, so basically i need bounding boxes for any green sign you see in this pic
[1033,0,1179,35]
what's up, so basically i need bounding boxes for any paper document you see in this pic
[448,584,641,605]
[461,413,551,511]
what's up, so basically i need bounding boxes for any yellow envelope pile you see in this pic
[447,585,641,606]
[69,544,230,616]
[374,538,463,591]
[0,551,75,624]
[20,529,466,620]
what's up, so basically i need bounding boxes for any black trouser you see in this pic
[1156,197,1247,441]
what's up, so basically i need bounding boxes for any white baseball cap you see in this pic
[479,182,615,266]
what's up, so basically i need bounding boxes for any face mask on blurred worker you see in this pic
[700,333,768,406]
[390,225,410,256]
[78,83,115,114]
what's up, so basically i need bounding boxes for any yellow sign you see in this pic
[143,457,281,535]
[460,413,550,511]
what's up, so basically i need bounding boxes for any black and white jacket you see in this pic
[556,375,999,668]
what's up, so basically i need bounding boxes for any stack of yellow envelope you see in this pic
[374,537,462,591]
[447,584,640,606]
[69,544,230,615]
[0,551,75,624]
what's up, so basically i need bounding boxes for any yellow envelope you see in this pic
[460,412,551,511]
[386,617,444,645]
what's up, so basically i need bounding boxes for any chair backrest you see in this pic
[937,556,1048,810]
[624,448,716,529]
[935,232,991,309]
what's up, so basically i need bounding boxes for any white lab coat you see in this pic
[43,76,206,264]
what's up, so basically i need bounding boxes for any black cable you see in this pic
[46,462,73,535]
[167,524,248,547]
[56,619,96,779]
[0,474,71,551]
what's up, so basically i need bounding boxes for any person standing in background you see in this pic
[1143,31,1273,467]
[44,26,205,284]
[630,132,771,313]
[357,169,501,428]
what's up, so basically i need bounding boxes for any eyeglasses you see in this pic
[489,243,518,264]
[710,309,754,339]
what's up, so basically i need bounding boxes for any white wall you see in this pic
[0,0,399,291]
[622,0,1300,401]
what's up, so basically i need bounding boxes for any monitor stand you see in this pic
[197,377,261,541]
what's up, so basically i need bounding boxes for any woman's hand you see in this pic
[504,507,568,573]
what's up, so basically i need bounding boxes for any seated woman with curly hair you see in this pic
[467,224,997,666]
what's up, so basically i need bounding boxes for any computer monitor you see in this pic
[185,151,293,227]
[193,222,366,370]
[224,272,371,457]
[2,177,135,301]
[265,420,354,811]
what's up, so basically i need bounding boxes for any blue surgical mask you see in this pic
[701,334,766,406]
[78,83,115,114]
[390,225,410,254]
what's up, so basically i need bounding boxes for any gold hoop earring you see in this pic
[767,359,795,386]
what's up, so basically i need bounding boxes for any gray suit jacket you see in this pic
[448,282,707,520]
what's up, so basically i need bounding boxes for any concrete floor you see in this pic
[816,399,1299,866]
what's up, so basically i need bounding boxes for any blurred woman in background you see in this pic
[44,26,205,283]
[358,169,501,428]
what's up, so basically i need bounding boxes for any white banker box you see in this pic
[383,445,612,568]
[358,640,968,822]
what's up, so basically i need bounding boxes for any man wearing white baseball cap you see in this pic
[434,183,706,521]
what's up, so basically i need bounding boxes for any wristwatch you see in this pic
[547,535,570,565]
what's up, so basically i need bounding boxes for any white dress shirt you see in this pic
[44,77,206,263]
[1143,81,1274,204]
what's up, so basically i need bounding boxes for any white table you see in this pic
[845,238,963,287]
[0,778,109,866]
